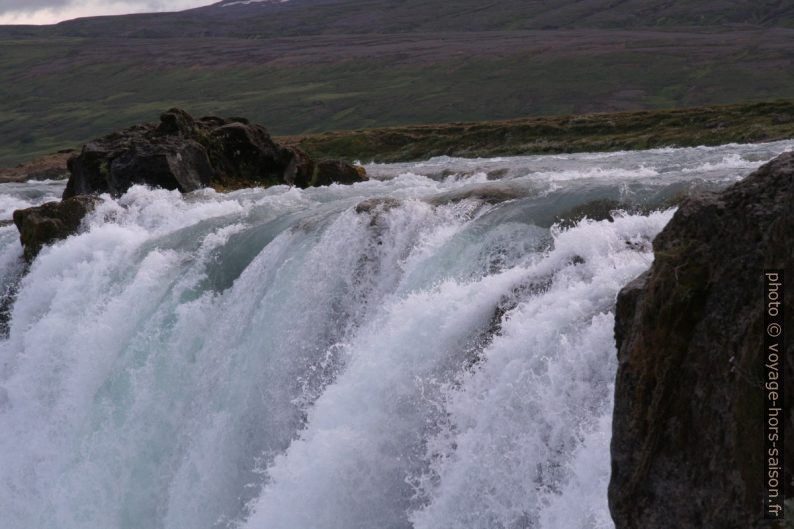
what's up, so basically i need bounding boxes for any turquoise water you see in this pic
[0,140,790,529]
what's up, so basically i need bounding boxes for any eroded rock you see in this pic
[63,109,354,199]
[14,110,372,263]
[13,195,100,261]
[609,152,794,528]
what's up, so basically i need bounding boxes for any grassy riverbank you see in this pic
[2,100,793,178]
[282,100,794,163]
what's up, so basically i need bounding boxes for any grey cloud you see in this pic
[0,0,203,15]
[0,0,73,13]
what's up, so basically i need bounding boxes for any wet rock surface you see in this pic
[63,109,366,199]
[13,195,100,261]
[312,159,368,187]
[354,197,401,215]
[609,152,794,528]
[14,110,368,261]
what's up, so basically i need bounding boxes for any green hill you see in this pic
[1,0,794,165]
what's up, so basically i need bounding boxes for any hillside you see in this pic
[1,0,794,165]
[3,0,793,38]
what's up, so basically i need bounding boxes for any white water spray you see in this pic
[0,141,790,529]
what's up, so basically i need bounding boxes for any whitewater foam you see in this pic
[0,140,790,529]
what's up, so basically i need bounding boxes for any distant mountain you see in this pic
[3,0,793,38]
[207,0,309,9]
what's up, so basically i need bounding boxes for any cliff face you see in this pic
[610,152,793,528]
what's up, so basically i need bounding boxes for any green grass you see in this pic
[283,101,794,162]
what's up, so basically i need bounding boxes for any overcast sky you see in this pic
[0,0,213,25]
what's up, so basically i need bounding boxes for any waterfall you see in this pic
[0,140,790,529]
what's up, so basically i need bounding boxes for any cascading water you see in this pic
[0,141,790,529]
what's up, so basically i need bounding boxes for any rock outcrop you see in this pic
[13,196,100,261]
[609,153,793,528]
[63,108,366,198]
[12,110,368,261]
[312,160,368,187]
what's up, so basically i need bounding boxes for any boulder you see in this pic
[609,153,794,528]
[312,160,368,187]
[63,118,214,198]
[205,121,307,189]
[62,109,350,199]
[13,196,100,261]
[282,146,316,188]
[14,110,370,262]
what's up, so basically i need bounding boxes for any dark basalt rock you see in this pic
[312,160,368,187]
[63,109,352,199]
[16,110,368,262]
[609,153,794,528]
[282,146,316,188]
[63,115,214,198]
[10,110,367,264]
[13,195,101,261]
[204,121,298,189]
[66,134,214,198]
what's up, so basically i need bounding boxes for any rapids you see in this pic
[0,140,790,529]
